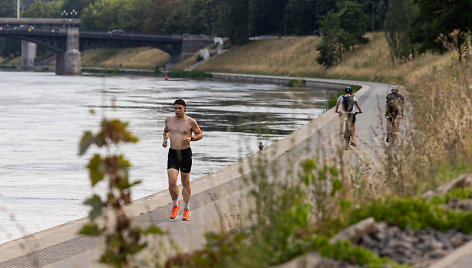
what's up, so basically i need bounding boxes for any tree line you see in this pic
[0,0,471,67]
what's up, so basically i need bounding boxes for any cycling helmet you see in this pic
[344,87,352,93]
[391,86,398,92]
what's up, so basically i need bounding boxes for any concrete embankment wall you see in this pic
[210,72,350,90]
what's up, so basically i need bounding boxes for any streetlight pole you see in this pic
[17,0,20,20]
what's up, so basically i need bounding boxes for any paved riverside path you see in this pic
[0,74,392,268]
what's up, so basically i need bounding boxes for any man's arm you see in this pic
[162,118,170,148]
[185,119,203,142]
[335,101,340,113]
[355,101,362,113]
[385,95,390,113]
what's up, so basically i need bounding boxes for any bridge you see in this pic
[0,18,214,75]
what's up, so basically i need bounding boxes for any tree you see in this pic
[22,1,62,18]
[81,0,148,32]
[217,0,250,44]
[0,0,16,17]
[316,1,369,67]
[316,10,343,67]
[0,0,20,60]
[410,0,472,54]
[384,0,413,63]
[250,0,289,36]
[337,1,369,51]
[186,0,219,34]
[142,0,173,33]
[284,0,317,35]
[62,0,95,14]
[161,0,190,34]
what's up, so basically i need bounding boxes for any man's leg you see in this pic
[351,123,356,145]
[168,168,179,200]
[394,116,401,133]
[168,168,180,219]
[181,172,191,204]
[181,172,191,220]
[386,119,393,142]
[339,115,344,134]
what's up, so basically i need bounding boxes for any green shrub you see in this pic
[430,188,472,205]
[81,68,125,74]
[288,79,306,87]
[167,70,212,79]
[327,85,362,109]
[348,197,472,233]
[284,235,408,268]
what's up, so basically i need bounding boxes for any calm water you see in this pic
[0,71,328,244]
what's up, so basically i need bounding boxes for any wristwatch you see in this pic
[190,136,194,141]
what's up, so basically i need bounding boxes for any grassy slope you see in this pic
[197,33,453,85]
[81,47,169,69]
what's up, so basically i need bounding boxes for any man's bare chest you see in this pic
[168,121,191,134]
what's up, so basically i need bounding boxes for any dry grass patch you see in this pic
[197,33,454,84]
[199,36,323,76]
[82,47,169,69]
[171,51,200,70]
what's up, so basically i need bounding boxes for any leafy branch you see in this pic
[78,117,163,267]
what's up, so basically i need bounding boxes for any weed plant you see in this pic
[287,79,306,87]
[326,85,362,109]
[167,70,212,79]
[79,109,163,267]
[348,196,472,234]
[82,67,125,74]
[161,144,404,267]
[382,35,472,195]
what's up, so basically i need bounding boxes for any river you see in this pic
[0,71,329,244]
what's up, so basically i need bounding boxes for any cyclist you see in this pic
[335,87,363,146]
[385,86,404,142]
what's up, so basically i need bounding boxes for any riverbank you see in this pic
[1,33,452,86]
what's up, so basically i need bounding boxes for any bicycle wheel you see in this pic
[344,120,351,149]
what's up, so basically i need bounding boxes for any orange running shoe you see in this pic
[170,203,180,219]
[182,208,191,221]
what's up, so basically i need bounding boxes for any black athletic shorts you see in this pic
[386,108,398,121]
[167,147,192,173]
[340,112,356,124]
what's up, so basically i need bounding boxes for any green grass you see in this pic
[327,85,362,109]
[348,197,472,233]
[167,70,212,79]
[288,79,306,87]
[82,67,125,74]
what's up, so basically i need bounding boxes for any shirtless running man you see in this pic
[163,99,203,221]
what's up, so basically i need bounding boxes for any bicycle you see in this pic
[337,111,361,150]
[386,113,400,143]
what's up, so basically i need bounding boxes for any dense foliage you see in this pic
[12,0,382,42]
[0,0,20,59]
[348,197,472,234]
[410,0,472,54]
[384,0,413,62]
[316,1,369,67]
[79,117,163,266]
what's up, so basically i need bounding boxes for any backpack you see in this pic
[342,95,355,112]
[387,93,403,113]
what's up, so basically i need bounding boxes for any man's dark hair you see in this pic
[174,99,186,106]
